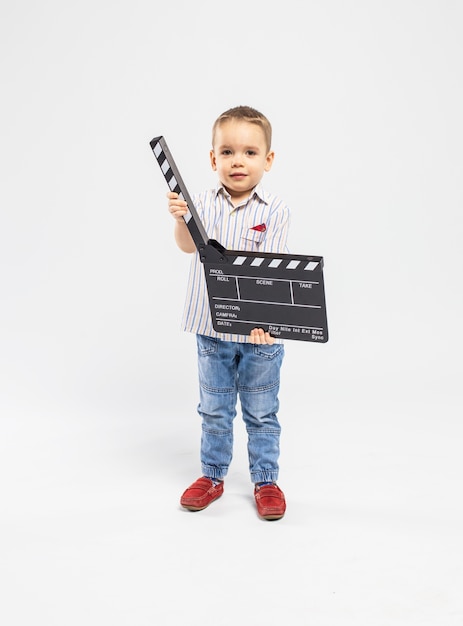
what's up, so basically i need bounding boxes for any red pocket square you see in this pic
[250,223,266,232]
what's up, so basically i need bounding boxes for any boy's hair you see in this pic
[212,105,272,152]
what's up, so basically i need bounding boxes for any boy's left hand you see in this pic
[249,328,276,345]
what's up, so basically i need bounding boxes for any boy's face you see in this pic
[210,120,274,204]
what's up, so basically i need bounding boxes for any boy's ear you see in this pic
[210,150,217,171]
[264,150,275,172]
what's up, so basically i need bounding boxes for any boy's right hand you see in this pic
[167,192,189,222]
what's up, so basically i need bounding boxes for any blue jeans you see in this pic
[196,334,285,484]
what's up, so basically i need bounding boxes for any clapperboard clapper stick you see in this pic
[150,136,329,343]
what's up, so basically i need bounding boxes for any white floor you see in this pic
[1,352,462,626]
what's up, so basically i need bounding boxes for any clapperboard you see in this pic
[150,136,329,343]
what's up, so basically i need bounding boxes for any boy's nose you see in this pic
[232,153,244,166]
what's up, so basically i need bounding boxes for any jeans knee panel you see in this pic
[202,424,233,436]
[239,378,280,393]
[246,426,281,434]
[200,383,236,394]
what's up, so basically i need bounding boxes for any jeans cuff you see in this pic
[251,470,279,484]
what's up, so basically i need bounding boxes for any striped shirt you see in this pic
[181,182,291,342]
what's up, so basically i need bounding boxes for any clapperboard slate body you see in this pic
[150,136,328,343]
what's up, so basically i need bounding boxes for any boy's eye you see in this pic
[222,149,232,155]
[246,150,257,156]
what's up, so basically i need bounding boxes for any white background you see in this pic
[1,1,462,624]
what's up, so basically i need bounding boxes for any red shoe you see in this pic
[180,477,224,511]
[254,483,286,520]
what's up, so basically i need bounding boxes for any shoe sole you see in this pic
[259,512,285,520]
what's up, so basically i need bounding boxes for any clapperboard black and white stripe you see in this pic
[150,136,209,250]
[150,136,329,342]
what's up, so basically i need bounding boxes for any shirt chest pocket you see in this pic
[240,226,266,251]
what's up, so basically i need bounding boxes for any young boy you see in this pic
[167,106,290,520]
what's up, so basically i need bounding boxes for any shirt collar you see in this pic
[215,182,269,206]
